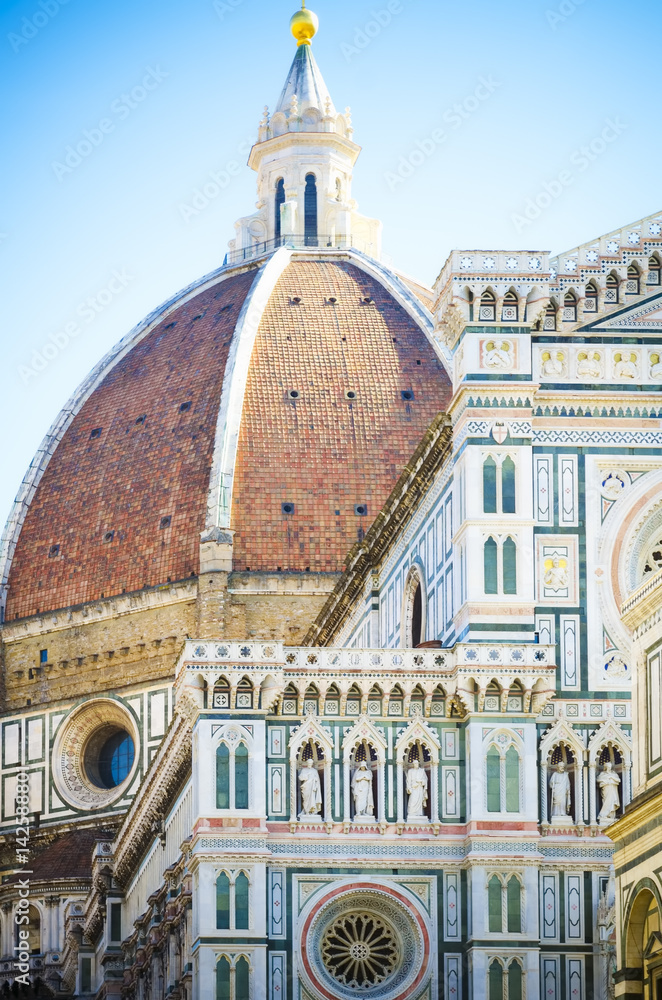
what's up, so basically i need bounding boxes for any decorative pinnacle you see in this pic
[290,3,319,45]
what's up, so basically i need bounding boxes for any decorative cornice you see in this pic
[112,715,192,889]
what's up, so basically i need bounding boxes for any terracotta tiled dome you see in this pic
[2,253,451,621]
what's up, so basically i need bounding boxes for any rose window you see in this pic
[321,912,399,989]
[302,887,427,1000]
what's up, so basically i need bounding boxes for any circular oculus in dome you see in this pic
[300,885,429,1000]
[52,699,139,810]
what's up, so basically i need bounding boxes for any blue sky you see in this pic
[2,0,660,529]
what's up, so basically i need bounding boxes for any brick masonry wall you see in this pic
[6,270,257,621]
[2,591,197,710]
[232,260,452,572]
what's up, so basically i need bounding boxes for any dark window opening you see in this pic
[110,903,122,942]
[412,583,422,647]
[85,728,135,789]
[282,502,295,515]
[275,178,285,239]
[90,427,102,439]
[304,173,318,245]
[135,414,146,425]
[48,544,60,558]
[179,401,192,412]
[160,516,172,529]
[103,531,115,543]
[354,504,368,516]
[401,389,414,401]
[40,649,48,664]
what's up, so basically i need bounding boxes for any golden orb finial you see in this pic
[290,3,318,45]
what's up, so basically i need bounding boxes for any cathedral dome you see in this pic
[2,250,451,621]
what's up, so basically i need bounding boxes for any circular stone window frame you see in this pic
[52,698,140,811]
[299,883,431,1000]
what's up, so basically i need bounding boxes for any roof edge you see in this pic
[0,260,261,618]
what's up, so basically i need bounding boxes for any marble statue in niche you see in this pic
[406,760,428,819]
[550,762,572,820]
[298,762,322,816]
[597,762,621,825]
[351,761,375,818]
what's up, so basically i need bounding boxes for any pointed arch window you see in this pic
[484,536,518,596]
[508,961,523,1000]
[216,737,250,810]
[563,291,577,323]
[216,955,251,1000]
[483,455,517,515]
[507,876,522,933]
[235,873,250,930]
[217,956,231,1000]
[488,875,503,931]
[236,958,250,1000]
[606,273,619,304]
[216,871,251,931]
[584,281,598,312]
[274,178,285,240]
[501,457,516,514]
[489,960,504,1000]
[502,537,517,595]
[484,537,498,595]
[483,457,498,513]
[487,875,523,937]
[488,957,523,1000]
[304,173,318,245]
[627,264,641,295]
[216,873,231,930]
[486,738,521,813]
[648,255,661,285]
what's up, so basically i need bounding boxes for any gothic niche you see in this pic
[350,741,378,821]
[404,742,431,822]
[596,745,623,826]
[297,739,325,822]
[549,744,576,825]
[402,567,425,648]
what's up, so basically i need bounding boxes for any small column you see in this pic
[396,759,404,828]
[624,762,632,807]
[431,763,440,828]
[574,763,584,827]
[343,761,351,829]
[589,763,597,826]
[582,763,589,825]
[540,762,548,824]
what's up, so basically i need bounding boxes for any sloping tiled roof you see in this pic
[232,260,451,571]
[5,270,256,619]
[7,828,99,882]
[5,257,451,617]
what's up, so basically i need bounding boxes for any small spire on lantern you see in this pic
[289,1,319,45]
